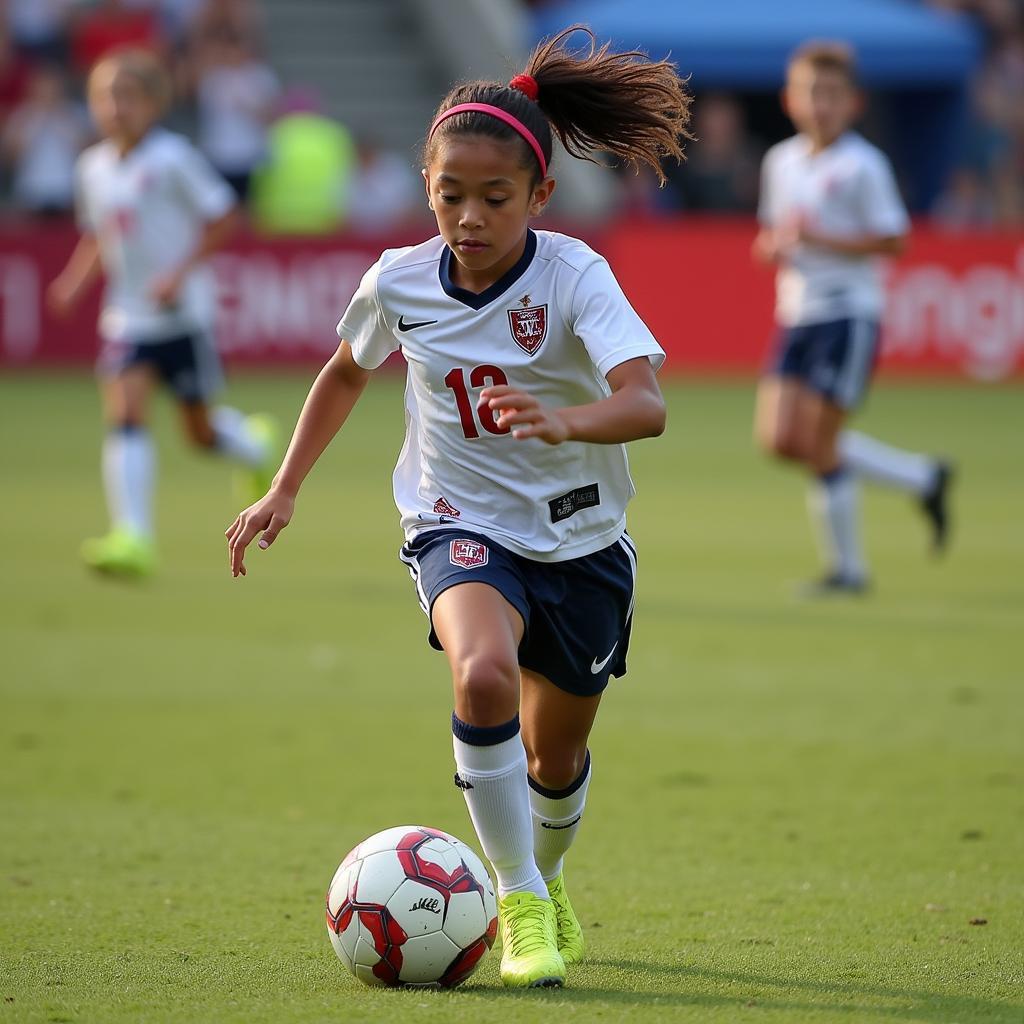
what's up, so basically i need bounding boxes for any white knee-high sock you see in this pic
[452,713,548,899]
[102,426,155,537]
[211,406,266,467]
[808,468,866,580]
[530,752,592,883]
[839,430,937,495]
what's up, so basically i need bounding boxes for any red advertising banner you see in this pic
[1,219,1021,379]
[604,218,1024,380]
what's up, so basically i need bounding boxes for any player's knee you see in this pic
[766,429,808,463]
[185,419,217,449]
[452,652,519,723]
[808,437,840,474]
[528,748,586,792]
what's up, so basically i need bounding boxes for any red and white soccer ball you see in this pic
[326,825,498,988]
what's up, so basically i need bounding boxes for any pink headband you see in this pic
[428,102,548,177]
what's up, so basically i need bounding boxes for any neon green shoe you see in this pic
[235,413,280,504]
[497,892,565,988]
[546,873,585,964]
[81,528,157,579]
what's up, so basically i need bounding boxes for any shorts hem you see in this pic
[517,656,612,698]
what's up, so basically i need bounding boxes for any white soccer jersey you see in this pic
[76,127,235,342]
[336,229,665,562]
[759,131,909,327]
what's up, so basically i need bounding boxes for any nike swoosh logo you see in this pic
[541,815,582,831]
[590,642,618,674]
[398,315,438,332]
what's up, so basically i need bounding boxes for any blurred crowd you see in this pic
[929,0,1024,227]
[0,0,1020,230]
[0,0,423,233]
[628,0,1024,227]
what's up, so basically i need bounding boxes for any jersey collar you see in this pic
[439,229,537,310]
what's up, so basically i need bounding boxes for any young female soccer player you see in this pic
[48,48,275,578]
[754,42,953,594]
[226,26,690,988]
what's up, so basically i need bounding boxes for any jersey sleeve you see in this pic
[857,152,910,237]
[571,258,665,376]
[171,143,236,221]
[335,259,398,369]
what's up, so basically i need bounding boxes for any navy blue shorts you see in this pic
[98,331,224,403]
[399,530,637,698]
[769,317,880,410]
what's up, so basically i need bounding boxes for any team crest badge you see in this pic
[507,302,548,356]
[450,538,488,569]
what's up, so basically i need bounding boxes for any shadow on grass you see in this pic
[453,955,1022,1022]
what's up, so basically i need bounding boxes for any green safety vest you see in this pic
[251,113,356,234]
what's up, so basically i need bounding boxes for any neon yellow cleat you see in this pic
[546,873,585,964]
[497,892,565,988]
[81,528,157,579]
[236,413,280,505]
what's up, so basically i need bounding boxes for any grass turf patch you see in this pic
[1,374,1021,1023]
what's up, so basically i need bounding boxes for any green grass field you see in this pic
[2,374,1022,1024]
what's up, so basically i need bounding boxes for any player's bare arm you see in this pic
[150,206,240,306]
[47,233,102,317]
[226,340,369,576]
[797,227,907,258]
[482,356,665,446]
[752,227,782,265]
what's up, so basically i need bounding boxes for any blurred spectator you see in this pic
[932,167,998,227]
[929,0,1022,36]
[344,136,423,234]
[0,24,33,124]
[1,64,89,215]
[188,0,263,59]
[670,93,761,212]
[930,0,1024,225]
[979,26,1024,222]
[70,0,165,78]
[151,0,208,47]
[7,0,74,62]
[935,48,1023,225]
[250,88,356,235]
[195,30,279,200]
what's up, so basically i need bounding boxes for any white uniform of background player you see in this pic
[754,45,950,593]
[52,50,275,575]
[78,127,230,386]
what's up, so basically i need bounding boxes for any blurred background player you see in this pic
[1,63,88,217]
[753,42,954,595]
[47,47,276,578]
[192,26,279,201]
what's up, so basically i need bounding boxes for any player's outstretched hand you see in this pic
[46,276,79,319]
[225,489,295,577]
[481,385,569,445]
[149,268,186,308]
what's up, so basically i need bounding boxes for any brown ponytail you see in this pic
[426,24,691,185]
[528,26,691,183]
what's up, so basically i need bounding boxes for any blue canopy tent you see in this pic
[533,0,984,208]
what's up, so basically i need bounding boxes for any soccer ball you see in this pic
[326,825,498,988]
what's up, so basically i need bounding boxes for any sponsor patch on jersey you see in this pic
[548,483,601,524]
[433,495,462,518]
[507,304,548,356]
[450,538,488,569]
